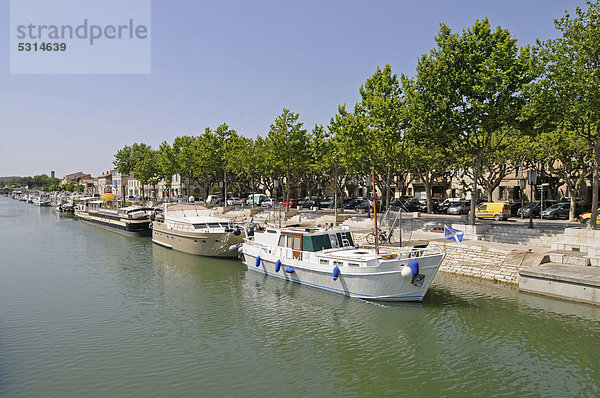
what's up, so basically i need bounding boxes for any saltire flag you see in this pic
[444,225,463,243]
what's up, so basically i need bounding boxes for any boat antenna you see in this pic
[371,168,379,255]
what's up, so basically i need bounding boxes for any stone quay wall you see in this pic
[428,241,538,285]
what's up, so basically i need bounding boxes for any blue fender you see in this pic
[332,265,340,281]
[255,255,261,267]
[411,260,419,276]
[275,259,282,273]
[285,267,295,273]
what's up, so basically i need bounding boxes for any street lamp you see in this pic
[527,170,538,229]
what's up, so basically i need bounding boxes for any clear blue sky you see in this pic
[0,0,586,178]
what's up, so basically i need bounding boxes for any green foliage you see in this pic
[266,109,309,200]
[527,0,600,228]
[6,174,60,191]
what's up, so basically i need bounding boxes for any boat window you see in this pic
[207,223,222,228]
[193,224,208,229]
[278,235,286,247]
[329,234,338,248]
[303,234,333,252]
[319,259,329,265]
[293,235,301,250]
[348,262,360,267]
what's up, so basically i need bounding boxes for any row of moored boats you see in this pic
[10,192,445,302]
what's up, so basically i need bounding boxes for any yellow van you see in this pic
[474,202,511,221]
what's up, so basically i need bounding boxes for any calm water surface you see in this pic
[1,197,599,397]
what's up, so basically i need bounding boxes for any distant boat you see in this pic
[240,226,445,301]
[151,203,244,258]
[33,194,52,206]
[74,198,153,236]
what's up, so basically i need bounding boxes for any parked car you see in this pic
[439,198,463,214]
[355,199,384,212]
[343,198,362,210]
[206,195,222,205]
[354,200,373,212]
[279,198,299,208]
[226,197,242,206]
[541,202,586,220]
[261,198,276,208]
[416,199,439,213]
[302,199,318,209]
[579,208,600,225]
[517,202,540,218]
[387,199,416,212]
[447,200,471,215]
[319,197,332,209]
[474,202,511,221]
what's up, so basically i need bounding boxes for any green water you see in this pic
[1,197,599,397]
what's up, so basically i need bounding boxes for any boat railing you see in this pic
[244,238,443,261]
[359,244,443,259]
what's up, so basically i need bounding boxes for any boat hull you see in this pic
[152,221,243,258]
[74,209,151,237]
[242,247,444,301]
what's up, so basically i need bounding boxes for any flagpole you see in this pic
[443,225,446,251]
[372,169,379,255]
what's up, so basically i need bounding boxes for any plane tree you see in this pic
[265,109,309,204]
[354,65,406,209]
[526,1,600,229]
[402,54,457,213]
[427,19,533,224]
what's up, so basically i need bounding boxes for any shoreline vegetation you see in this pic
[3,2,600,231]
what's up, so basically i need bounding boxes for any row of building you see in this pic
[60,170,185,199]
[59,167,595,204]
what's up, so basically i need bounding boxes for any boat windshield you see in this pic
[302,232,354,252]
[193,222,224,229]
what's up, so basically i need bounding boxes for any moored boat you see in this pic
[151,203,245,257]
[240,226,445,301]
[74,198,153,236]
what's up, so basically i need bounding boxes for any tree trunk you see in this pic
[470,152,482,225]
[285,170,290,208]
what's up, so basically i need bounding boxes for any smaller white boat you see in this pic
[151,203,245,257]
[240,226,445,301]
[33,194,52,206]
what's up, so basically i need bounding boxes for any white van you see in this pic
[206,195,220,205]
[246,193,267,206]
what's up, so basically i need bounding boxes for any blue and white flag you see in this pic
[444,225,463,243]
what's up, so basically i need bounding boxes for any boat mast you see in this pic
[371,169,379,255]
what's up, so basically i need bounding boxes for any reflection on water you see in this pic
[1,197,599,397]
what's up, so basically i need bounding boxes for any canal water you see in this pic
[1,197,599,397]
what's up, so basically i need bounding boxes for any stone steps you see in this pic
[548,250,591,266]
[548,228,600,267]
